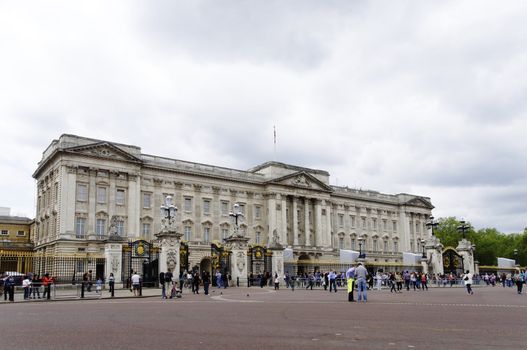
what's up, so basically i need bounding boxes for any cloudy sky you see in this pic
[1,1,526,233]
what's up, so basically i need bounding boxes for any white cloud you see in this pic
[0,1,526,233]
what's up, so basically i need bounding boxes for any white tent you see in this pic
[497,257,515,268]
[283,248,295,262]
[403,252,422,266]
[340,249,360,264]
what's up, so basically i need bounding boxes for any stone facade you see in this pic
[33,134,434,271]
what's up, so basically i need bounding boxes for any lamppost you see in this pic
[457,220,470,240]
[229,203,244,237]
[426,216,439,236]
[160,195,177,228]
[358,236,365,259]
[514,249,518,265]
[421,239,426,259]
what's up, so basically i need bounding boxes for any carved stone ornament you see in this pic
[236,251,246,272]
[166,250,177,271]
[293,175,310,187]
[111,256,120,274]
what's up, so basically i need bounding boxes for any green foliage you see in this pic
[434,217,527,266]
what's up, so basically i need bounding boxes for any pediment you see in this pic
[405,197,434,209]
[64,142,142,163]
[267,171,332,192]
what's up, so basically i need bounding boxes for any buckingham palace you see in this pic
[32,134,435,281]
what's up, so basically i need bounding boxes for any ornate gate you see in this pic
[211,242,231,276]
[248,245,273,276]
[122,240,159,288]
[442,247,464,275]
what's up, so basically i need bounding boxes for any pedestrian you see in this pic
[389,272,397,293]
[31,274,41,299]
[274,273,280,290]
[42,273,53,300]
[290,274,296,292]
[203,271,210,295]
[375,271,382,291]
[421,273,428,291]
[355,263,368,302]
[328,270,337,292]
[215,270,222,289]
[5,274,15,302]
[159,271,166,299]
[193,271,200,294]
[108,273,115,297]
[515,270,524,295]
[462,270,474,295]
[87,270,93,292]
[23,275,31,300]
[95,277,103,294]
[346,265,355,302]
[306,273,314,290]
[131,271,141,296]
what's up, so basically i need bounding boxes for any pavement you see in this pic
[1,283,526,350]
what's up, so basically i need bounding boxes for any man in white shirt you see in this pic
[131,272,141,297]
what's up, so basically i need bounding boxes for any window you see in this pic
[384,240,388,252]
[97,187,107,204]
[350,215,356,228]
[77,184,88,202]
[393,241,399,253]
[76,260,84,273]
[222,228,229,240]
[116,189,125,205]
[143,193,152,209]
[221,201,229,215]
[362,217,366,229]
[1,230,8,235]
[373,239,378,251]
[75,217,86,238]
[184,197,192,212]
[338,237,344,249]
[17,230,25,236]
[392,221,397,232]
[383,220,387,231]
[239,203,246,215]
[203,227,210,243]
[410,240,415,252]
[96,219,106,236]
[116,220,124,236]
[351,238,356,250]
[184,226,192,241]
[255,206,261,219]
[338,214,344,227]
[142,223,151,236]
[203,199,211,215]
[255,231,261,244]
[372,218,377,230]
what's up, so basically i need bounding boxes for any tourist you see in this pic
[95,277,103,294]
[462,270,474,295]
[215,270,222,288]
[131,271,141,296]
[108,273,115,297]
[515,270,524,295]
[274,272,280,290]
[421,273,428,291]
[42,273,53,300]
[346,265,355,302]
[290,274,296,292]
[355,262,368,302]
[192,271,200,294]
[87,270,93,292]
[31,274,41,299]
[306,273,314,290]
[159,271,166,299]
[4,274,15,302]
[203,271,210,295]
[329,270,337,293]
[375,271,382,291]
[389,272,396,293]
[22,275,31,300]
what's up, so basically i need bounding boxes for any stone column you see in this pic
[304,198,311,246]
[104,236,126,288]
[281,195,287,245]
[292,197,299,246]
[325,201,332,248]
[269,242,284,281]
[224,235,250,287]
[424,235,444,275]
[267,193,277,244]
[315,200,322,247]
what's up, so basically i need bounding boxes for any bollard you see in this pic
[237,277,239,287]
[81,282,85,298]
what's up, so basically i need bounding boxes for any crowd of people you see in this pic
[0,272,55,302]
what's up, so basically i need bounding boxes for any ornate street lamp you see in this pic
[421,239,426,259]
[229,203,244,236]
[160,195,177,228]
[358,236,365,259]
[514,249,518,264]
[457,220,470,240]
[425,216,439,236]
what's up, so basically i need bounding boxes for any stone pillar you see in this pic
[267,194,277,245]
[315,200,322,247]
[304,198,311,246]
[104,236,126,288]
[292,197,299,246]
[422,233,444,275]
[269,245,284,281]
[224,235,250,287]
[281,195,287,245]
[457,239,475,275]
[325,201,332,248]
[156,230,183,277]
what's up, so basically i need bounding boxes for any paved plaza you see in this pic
[1,285,525,350]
